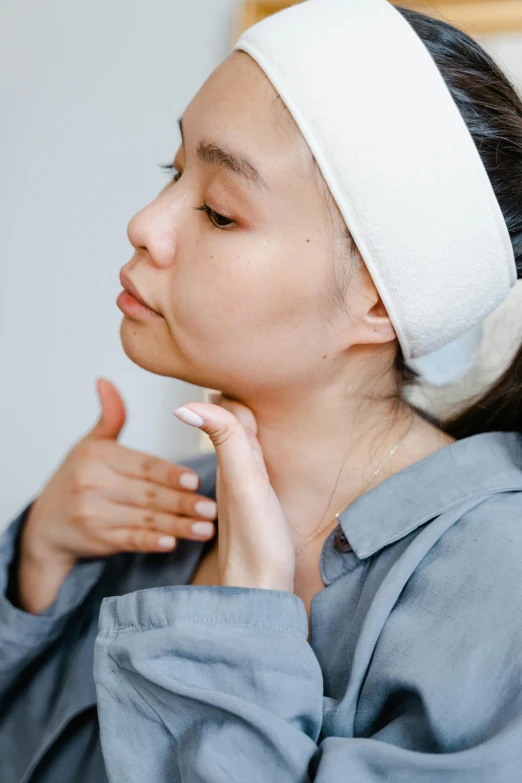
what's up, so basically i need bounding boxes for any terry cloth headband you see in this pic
[233,0,517,378]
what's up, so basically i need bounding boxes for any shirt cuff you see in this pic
[98,583,309,637]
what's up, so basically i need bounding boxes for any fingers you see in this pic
[69,498,216,557]
[173,402,268,486]
[102,521,219,554]
[209,393,258,436]
[68,441,217,556]
[98,470,217,522]
[90,496,216,541]
[99,527,181,554]
[84,440,202,492]
[87,378,127,441]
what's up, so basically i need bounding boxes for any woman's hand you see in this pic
[18,379,218,614]
[173,394,296,593]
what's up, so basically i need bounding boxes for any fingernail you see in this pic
[172,407,204,427]
[158,535,176,549]
[191,521,215,536]
[179,472,199,490]
[195,500,217,518]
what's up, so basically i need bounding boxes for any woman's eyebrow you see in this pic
[178,116,268,191]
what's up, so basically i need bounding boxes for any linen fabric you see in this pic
[2,437,522,781]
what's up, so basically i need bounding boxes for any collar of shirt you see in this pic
[336,431,522,560]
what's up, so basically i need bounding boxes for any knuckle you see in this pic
[71,497,94,523]
[142,511,156,527]
[210,423,238,449]
[143,485,158,507]
[140,457,155,477]
[71,469,94,494]
[80,527,102,547]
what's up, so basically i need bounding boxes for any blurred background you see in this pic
[2,0,522,527]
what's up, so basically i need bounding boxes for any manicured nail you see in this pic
[158,535,176,549]
[179,472,199,490]
[191,522,215,536]
[195,500,217,518]
[172,407,204,427]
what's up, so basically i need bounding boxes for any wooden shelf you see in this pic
[236,0,522,37]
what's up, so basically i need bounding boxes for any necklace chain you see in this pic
[295,417,415,557]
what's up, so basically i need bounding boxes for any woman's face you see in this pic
[120,52,393,399]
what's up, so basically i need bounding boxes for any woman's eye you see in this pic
[159,163,182,183]
[195,204,234,230]
[159,164,234,230]
[208,208,233,228]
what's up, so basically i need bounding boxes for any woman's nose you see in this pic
[126,196,177,268]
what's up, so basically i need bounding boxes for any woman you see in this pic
[2,1,522,780]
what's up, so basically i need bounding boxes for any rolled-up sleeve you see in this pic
[94,585,321,782]
[0,501,105,696]
[94,584,522,783]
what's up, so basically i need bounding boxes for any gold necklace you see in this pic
[295,417,415,557]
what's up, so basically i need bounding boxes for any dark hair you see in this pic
[393,6,522,435]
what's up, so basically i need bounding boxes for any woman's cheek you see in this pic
[169,262,239,337]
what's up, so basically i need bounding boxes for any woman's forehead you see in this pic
[182,53,311,183]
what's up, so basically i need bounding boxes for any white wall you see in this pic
[0,0,239,525]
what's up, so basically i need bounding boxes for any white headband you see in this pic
[234,0,517,378]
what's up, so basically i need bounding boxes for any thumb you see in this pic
[172,403,265,485]
[86,378,127,442]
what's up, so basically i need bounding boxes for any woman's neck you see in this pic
[236,381,454,552]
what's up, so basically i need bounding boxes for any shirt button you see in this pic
[333,528,352,553]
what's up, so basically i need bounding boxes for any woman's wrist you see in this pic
[16,506,77,615]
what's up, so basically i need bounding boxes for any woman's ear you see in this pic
[349,261,397,346]
[365,294,397,345]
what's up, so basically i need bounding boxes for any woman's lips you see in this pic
[118,271,162,318]
[116,290,162,319]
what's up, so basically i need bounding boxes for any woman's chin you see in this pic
[118,318,215,386]
[119,318,172,375]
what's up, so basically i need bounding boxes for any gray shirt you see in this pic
[2,432,522,782]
